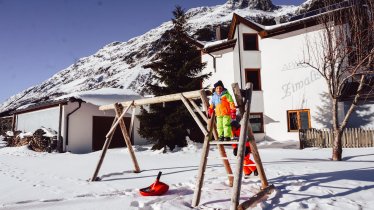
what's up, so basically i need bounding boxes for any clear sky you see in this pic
[0,0,305,104]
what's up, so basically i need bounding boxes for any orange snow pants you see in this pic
[243,154,256,175]
[232,143,256,175]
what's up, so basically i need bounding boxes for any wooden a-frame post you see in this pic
[232,83,275,209]
[191,111,215,207]
[232,83,269,188]
[191,83,275,209]
[230,83,253,210]
[181,91,234,186]
[192,86,241,208]
[91,89,233,182]
[113,103,141,173]
[199,90,234,187]
[91,102,140,181]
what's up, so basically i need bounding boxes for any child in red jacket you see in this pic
[231,120,258,177]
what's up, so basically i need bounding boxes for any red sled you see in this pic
[139,171,169,196]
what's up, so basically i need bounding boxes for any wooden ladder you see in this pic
[192,83,275,210]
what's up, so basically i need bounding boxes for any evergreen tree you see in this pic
[138,6,210,151]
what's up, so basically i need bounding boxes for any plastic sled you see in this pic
[139,171,169,196]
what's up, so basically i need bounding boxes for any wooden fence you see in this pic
[299,128,374,149]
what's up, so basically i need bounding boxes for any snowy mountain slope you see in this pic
[0,0,317,114]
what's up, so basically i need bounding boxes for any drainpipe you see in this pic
[65,99,83,150]
[237,24,243,88]
[57,104,63,153]
[11,114,16,133]
[207,52,217,72]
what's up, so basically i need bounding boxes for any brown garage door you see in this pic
[92,116,132,151]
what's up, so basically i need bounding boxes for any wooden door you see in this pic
[92,116,132,151]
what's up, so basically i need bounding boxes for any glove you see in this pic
[233,147,238,156]
[208,107,214,118]
[230,109,236,119]
[245,146,250,156]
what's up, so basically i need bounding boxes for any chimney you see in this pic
[215,26,221,40]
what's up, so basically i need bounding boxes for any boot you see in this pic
[253,169,258,176]
[224,137,231,141]
[219,136,224,141]
[244,171,252,179]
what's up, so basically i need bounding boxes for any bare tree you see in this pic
[302,0,374,160]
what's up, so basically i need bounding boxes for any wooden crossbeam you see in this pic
[100,89,211,111]
[207,157,238,160]
[209,141,240,144]
[237,184,276,210]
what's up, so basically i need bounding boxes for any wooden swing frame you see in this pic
[90,82,275,210]
[191,83,275,210]
[90,88,234,183]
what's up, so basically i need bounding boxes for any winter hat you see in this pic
[214,80,224,89]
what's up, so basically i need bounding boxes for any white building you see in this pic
[201,12,374,142]
[11,88,147,153]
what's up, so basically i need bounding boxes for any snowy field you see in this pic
[0,137,373,210]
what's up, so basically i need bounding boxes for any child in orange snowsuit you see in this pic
[231,120,258,176]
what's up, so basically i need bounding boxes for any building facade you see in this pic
[201,13,374,142]
[11,90,147,153]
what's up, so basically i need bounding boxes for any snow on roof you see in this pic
[13,88,142,113]
[16,102,37,111]
[14,98,71,113]
[193,39,206,48]
[57,88,143,106]
[204,39,229,48]
[264,0,355,31]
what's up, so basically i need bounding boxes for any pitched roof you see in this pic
[204,39,237,53]
[11,98,81,115]
[227,13,265,40]
[227,0,357,40]
[206,1,357,53]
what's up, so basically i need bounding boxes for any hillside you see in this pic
[0,0,316,114]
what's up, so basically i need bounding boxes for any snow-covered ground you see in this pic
[0,137,373,210]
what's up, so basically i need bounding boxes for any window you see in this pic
[287,109,311,132]
[245,69,261,90]
[243,34,258,51]
[250,113,264,133]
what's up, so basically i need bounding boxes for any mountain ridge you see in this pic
[0,0,315,114]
